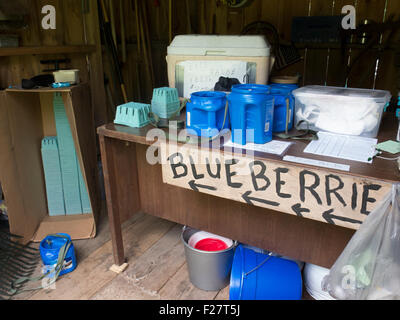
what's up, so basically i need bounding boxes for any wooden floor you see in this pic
[11,205,313,300]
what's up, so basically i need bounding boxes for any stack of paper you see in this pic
[224,139,292,156]
[303,131,378,164]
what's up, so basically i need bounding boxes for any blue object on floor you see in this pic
[230,244,302,300]
[40,233,77,277]
[186,91,229,137]
[271,87,295,133]
[227,84,274,145]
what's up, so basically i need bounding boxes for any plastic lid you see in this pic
[190,91,227,99]
[40,233,71,251]
[293,85,392,102]
[270,87,291,96]
[231,84,271,95]
[167,35,271,57]
[194,238,229,252]
[271,76,299,84]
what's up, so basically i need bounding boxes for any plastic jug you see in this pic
[271,87,295,133]
[228,84,273,145]
[186,91,229,137]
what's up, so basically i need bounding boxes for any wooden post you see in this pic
[99,134,125,266]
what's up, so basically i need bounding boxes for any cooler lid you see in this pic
[293,85,392,102]
[167,35,271,57]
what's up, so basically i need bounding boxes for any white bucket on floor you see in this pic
[304,263,336,300]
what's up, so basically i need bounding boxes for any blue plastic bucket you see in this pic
[230,244,302,300]
[270,83,299,92]
[271,87,295,133]
[40,233,77,277]
[186,91,229,137]
[228,84,274,145]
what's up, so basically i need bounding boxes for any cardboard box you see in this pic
[0,84,100,243]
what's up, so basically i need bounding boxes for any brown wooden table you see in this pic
[97,113,400,269]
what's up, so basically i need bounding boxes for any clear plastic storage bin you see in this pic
[293,86,391,138]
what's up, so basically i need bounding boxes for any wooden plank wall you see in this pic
[1,0,399,124]
[0,0,108,126]
[103,0,400,105]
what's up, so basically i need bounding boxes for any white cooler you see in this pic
[166,35,273,98]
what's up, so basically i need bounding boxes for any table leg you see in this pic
[99,135,125,266]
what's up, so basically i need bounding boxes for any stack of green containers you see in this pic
[41,93,91,216]
[114,102,151,128]
[151,87,180,119]
[41,137,65,216]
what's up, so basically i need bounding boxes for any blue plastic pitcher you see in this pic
[186,91,229,137]
[228,84,274,145]
[271,87,295,133]
[230,244,302,300]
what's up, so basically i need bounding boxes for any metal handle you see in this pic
[285,97,290,135]
[244,252,273,278]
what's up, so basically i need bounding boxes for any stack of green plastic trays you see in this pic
[151,87,180,119]
[78,159,92,214]
[53,93,86,215]
[114,102,151,128]
[41,137,65,216]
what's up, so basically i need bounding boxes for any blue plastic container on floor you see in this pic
[228,84,274,145]
[271,87,295,133]
[40,233,77,277]
[230,244,302,300]
[186,91,229,137]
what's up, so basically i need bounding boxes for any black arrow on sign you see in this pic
[189,180,217,192]
[242,191,280,207]
[322,209,363,225]
[291,203,311,218]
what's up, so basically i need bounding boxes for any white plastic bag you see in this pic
[322,184,400,300]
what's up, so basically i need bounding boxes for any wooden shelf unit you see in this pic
[0,84,100,243]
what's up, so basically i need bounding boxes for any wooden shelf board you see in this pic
[0,45,96,57]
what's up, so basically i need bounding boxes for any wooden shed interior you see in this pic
[1,0,399,128]
[1,0,400,302]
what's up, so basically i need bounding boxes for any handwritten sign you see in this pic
[180,60,248,98]
[160,142,392,230]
